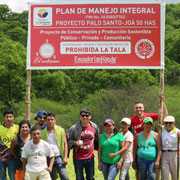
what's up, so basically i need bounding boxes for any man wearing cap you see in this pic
[161,115,180,180]
[35,110,47,129]
[68,108,99,180]
[133,117,161,180]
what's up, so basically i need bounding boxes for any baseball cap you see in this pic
[80,108,91,116]
[104,119,114,126]
[163,115,175,123]
[121,117,131,125]
[35,110,47,120]
[144,117,153,124]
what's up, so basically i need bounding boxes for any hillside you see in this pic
[0,4,179,127]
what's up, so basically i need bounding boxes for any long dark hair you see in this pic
[18,120,31,135]
[113,126,119,134]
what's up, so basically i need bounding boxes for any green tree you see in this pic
[32,71,76,102]
[0,4,12,20]
[0,33,26,107]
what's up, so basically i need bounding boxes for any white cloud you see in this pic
[0,0,29,12]
[0,0,180,12]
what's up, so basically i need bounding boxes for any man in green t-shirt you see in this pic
[0,109,18,180]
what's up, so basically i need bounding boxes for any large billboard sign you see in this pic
[27,1,165,69]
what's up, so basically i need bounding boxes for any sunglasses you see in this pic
[81,115,89,118]
[165,122,173,125]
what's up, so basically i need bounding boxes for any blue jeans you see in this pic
[51,156,69,180]
[137,158,156,180]
[0,159,17,180]
[119,162,131,180]
[101,161,119,180]
[74,158,94,180]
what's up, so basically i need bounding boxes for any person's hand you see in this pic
[46,167,52,173]
[63,158,68,166]
[117,161,123,169]
[109,153,116,158]
[75,140,83,146]
[155,160,160,169]
[132,161,137,169]
[159,95,165,101]
[98,162,102,171]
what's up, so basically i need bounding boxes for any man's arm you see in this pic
[47,156,55,173]
[67,124,82,150]
[94,125,99,151]
[47,144,55,172]
[67,126,76,150]
[149,112,159,120]
[21,145,28,172]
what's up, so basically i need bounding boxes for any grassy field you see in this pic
[4,85,179,179]
[66,152,136,180]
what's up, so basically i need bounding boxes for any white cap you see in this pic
[163,115,175,122]
[121,117,131,125]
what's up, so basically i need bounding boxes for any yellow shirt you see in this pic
[0,124,18,148]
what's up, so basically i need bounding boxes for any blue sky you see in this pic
[0,0,180,12]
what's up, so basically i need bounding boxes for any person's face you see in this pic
[46,116,56,129]
[20,123,30,135]
[80,114,91,125]
[32,129,41,144]
[4,113,14,128]
[134,103,144,116]
[104,123,114,134]
[37,116,46,126]
[143,123,152,132]
[121,122,129,131]
[164,122,175,132]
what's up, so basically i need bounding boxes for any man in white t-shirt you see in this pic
[22,125,54,180]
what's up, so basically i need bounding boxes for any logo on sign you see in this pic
[135,39,155,59]
[39,42,55,59]
[37,9,49,18]
[33,7,52,26]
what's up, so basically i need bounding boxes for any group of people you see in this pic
[0,102,179,180]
